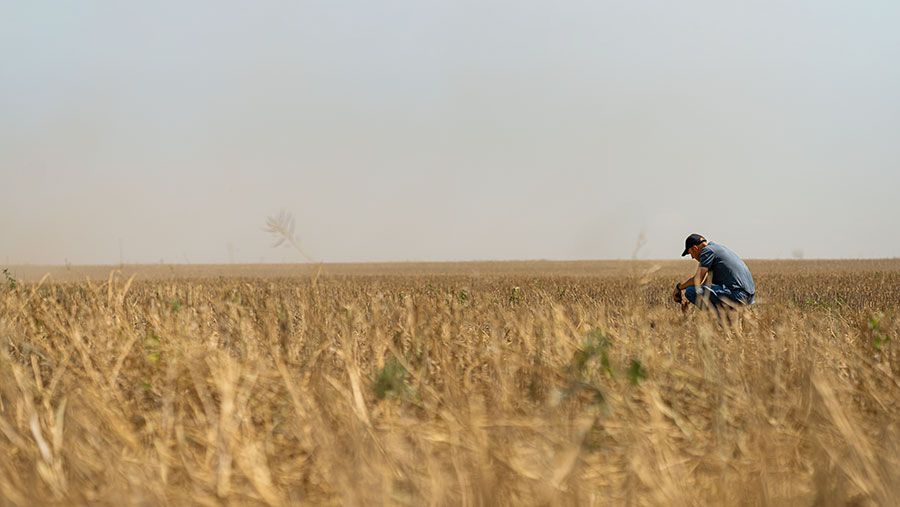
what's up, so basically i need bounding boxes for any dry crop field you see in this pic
[1,260,899,505]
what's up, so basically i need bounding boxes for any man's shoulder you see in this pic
[700,242,733,266]
[704,243,748,267]
[701,242,722,257]
[704,242,731,255]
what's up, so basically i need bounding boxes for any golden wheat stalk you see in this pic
[263,211,317,263]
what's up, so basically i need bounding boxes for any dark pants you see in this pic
[684,285,754,309]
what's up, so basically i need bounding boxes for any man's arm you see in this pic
[677,265,709,290]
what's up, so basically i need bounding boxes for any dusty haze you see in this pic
[2,2,899,265]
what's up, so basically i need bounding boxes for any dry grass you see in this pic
[1,261,899,505]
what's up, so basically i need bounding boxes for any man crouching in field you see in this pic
[673,234,755,311]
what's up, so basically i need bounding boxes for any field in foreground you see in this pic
[1,260,899,505]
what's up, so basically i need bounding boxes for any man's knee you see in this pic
[684,286,698,304]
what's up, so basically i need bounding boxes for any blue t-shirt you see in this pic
[699,242,755,295]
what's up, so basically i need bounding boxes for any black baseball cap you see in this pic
[681,234,706,256]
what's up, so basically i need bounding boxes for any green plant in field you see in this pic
[372,357,410,400]
[573,328,611,376]
[805,299,834,311]
[508,286,521,304]
[628,359,647,385]
[563,328,610,406]
[2,269,16,291]
[142,331,162,369]
[457,290,469,304]
[869,312,891,351]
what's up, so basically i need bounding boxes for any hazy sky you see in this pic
[2,1,899,264]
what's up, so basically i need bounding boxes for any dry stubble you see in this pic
[0,261,899,505]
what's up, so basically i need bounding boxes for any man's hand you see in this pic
[673,285,682,303]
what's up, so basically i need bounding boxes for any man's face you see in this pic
[689,245,702,261]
